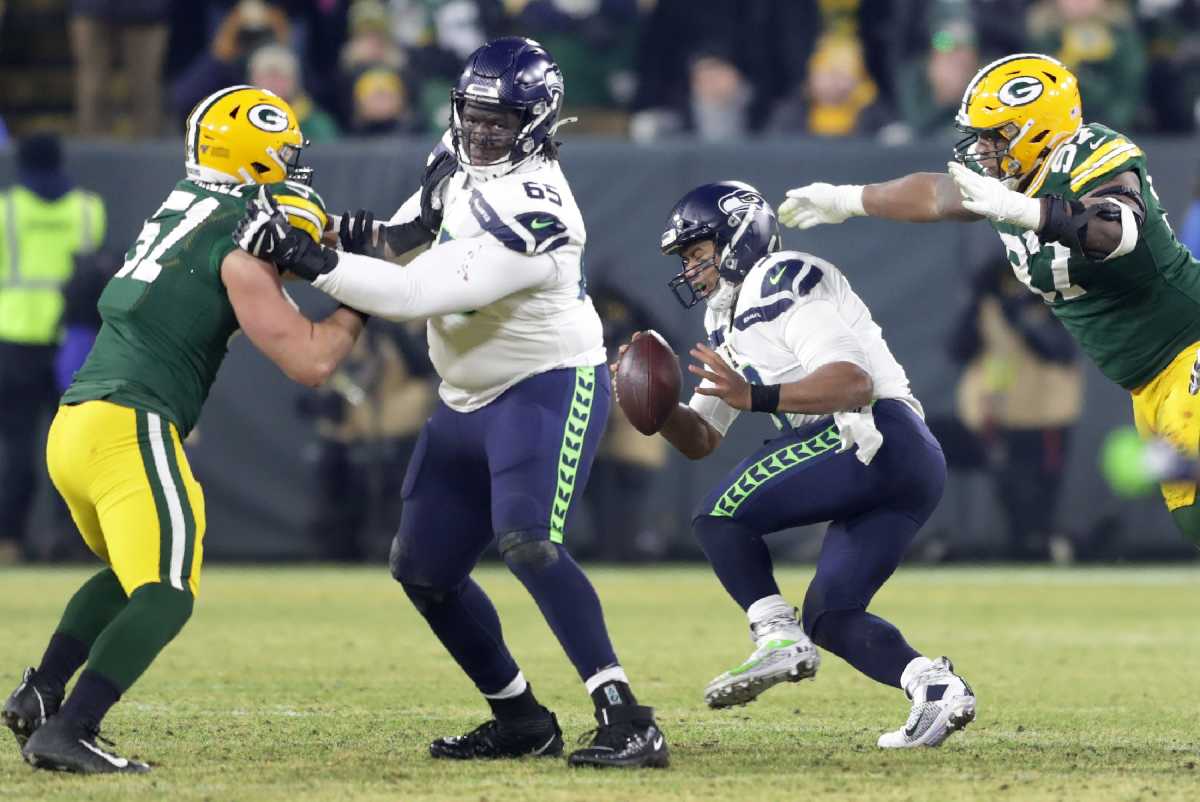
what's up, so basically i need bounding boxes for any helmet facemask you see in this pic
[953,121,1028,181]
[667,241,722,309]
[275,141,312,185]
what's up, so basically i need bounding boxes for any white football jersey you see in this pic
[690,250,921,451]
[389,154,605,412]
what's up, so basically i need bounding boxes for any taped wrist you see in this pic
[750,383,781,413]
[1038,195,1101,256]
[382,219,437,256]
[284,235,340,281]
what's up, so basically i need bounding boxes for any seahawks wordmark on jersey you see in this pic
[690,250,921,464]
[389,154,605,412]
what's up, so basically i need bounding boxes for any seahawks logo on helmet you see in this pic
[717,189,765,226]
[997,76,1044,107]
[247,103,290,133]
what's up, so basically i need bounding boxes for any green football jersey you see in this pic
[990,122,1200,390]
[62,178,326,435]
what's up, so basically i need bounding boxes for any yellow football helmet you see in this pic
[185,85,308,185]
[954,53,1081,182]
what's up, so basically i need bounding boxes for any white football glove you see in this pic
[778,183,865,229]
[234,185,288,258]
[946,161,1042,230]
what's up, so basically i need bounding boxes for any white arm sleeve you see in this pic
[312,239,558,321]
[388,188,422,225]
[782,300,869,372]
[688,386,741,437]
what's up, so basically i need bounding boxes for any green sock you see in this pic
[86,582,194,692]
[1170,505,1200,550]
[56,568,129,646]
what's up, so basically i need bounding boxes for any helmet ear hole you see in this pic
[251,161,272,175]
[1030,129,1049,144]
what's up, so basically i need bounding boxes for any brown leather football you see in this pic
[616,330,682,435]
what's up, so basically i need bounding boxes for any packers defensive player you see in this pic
[2,85,368,773]
[779,53,1200,546]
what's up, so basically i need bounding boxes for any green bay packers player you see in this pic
[779,53,1200,547]
[1,85,366,774]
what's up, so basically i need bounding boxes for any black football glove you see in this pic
[419,148,458,234]
[338,208,386,257]
[235,186,338,281]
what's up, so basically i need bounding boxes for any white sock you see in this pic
[746,594,795,630]
[900,656,936,695]
[483,671,527,700]
[584,665,629,695]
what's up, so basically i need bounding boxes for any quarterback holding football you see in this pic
[615,181,976,748]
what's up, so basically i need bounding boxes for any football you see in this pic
[616,330,682,435]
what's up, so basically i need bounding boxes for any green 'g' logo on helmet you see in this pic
[248,103,289,133]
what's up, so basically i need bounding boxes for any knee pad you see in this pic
[498,531,560,573]
[389,531,420,583]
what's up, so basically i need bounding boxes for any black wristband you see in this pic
[382,219,437,255]
[750,383,781,413]
[337,303,370,325]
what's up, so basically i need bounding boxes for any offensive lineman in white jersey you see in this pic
[235,37,668,769]
[614,181,976,748]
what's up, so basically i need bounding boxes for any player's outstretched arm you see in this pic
[221,249,364,387]
[779,172,980,229]
[333,147,460,263]
[312,241,557,321]
[237,183,554,321]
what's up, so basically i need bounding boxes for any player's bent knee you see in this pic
[498,531,560,572]
[801,580,862,648]
[128,581,195,637]
[400,579,463,615]
[1170,504,1200,549]
[389,531,427,584]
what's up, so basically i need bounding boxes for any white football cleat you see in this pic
[704,609,820,709]
[877,656,976,748]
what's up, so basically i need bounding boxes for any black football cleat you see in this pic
[22,714,150,774]
[3,668,62,748]
[429,710,563,760]
[567,704,670,768]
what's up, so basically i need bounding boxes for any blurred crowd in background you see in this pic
[1,0,1200,143]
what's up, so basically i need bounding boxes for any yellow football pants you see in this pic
[46,400,205,596]
[1131,341,1200,511]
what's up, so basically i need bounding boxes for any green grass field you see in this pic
[1,564,1198,801]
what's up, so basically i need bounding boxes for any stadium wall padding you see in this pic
[1,137,1196,560]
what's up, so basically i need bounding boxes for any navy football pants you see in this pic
[389,366,621,695]
[693,399,947,687]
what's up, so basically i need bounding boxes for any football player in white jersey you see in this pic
[236,37,668,768]
[616,181,976,748]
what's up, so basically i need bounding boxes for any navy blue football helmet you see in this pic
[451,37,564,180]
[661,181,780,308]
